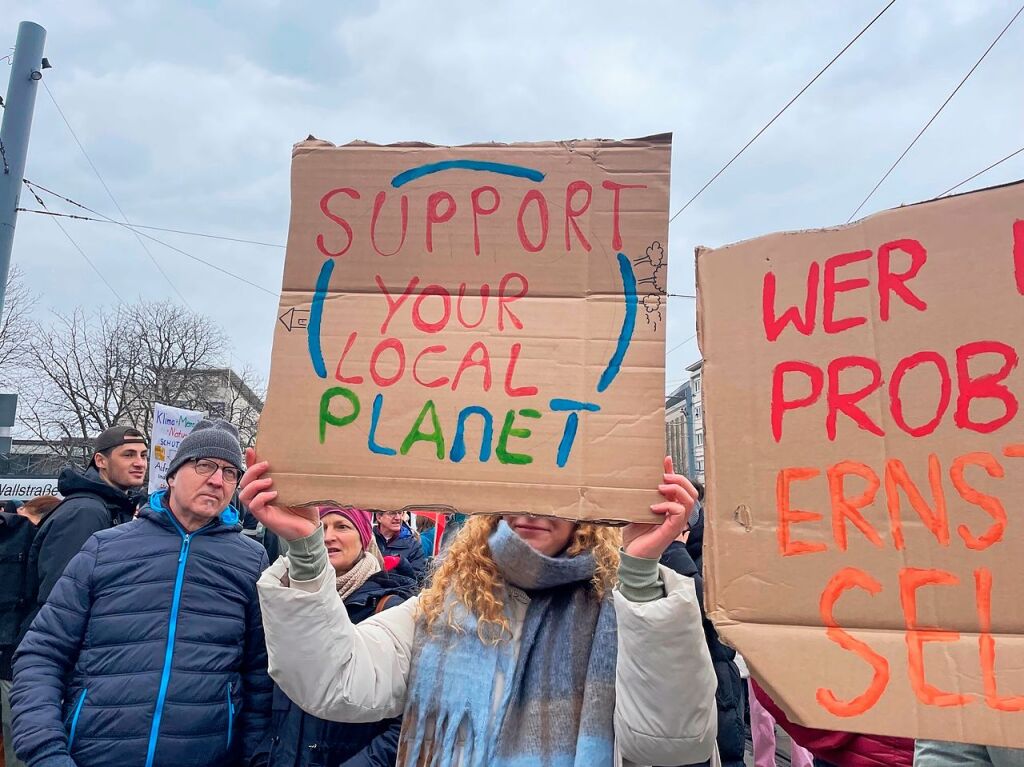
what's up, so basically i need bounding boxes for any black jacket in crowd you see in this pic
[660,510,746,767]
[18,465,138,644]
[265,569,418,767]
[0,510,37,680]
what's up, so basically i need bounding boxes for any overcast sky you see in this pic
[6,0,1023,392]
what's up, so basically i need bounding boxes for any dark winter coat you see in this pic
[661,524,745,767]
[374,524,428,581]
[11,491,272,767]
[0,510,37,680]
[19,466,139,644]
[266,569,417,767]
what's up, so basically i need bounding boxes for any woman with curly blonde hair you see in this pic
[242,450,717,767]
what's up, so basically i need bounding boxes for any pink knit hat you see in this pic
[318,506,374,550]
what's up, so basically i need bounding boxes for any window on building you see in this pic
[694,405,701,419]
[696,432,703,446]
[696,459,704,473]
[694,377,701,394]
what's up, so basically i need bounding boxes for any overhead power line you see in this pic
[667,331,698,356]
[668,0,898,224]
[42,79,192,306]
[15,195,284,247]
[937,145,1024,198]
[23,181,278,297]
[24,184,124,302]
[848,3,1024,222]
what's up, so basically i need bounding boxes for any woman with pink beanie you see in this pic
[264,505,418,767]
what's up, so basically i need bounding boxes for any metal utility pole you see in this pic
[0,21,47,319]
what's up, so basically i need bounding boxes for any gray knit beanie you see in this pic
[166,418,244,478]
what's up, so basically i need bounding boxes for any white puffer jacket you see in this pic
[258,557,718,767]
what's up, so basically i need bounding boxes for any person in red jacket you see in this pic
[750,679,914,767]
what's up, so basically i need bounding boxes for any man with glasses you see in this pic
[11,419,272,767]
[374,509,428,582]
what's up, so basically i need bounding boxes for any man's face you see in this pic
[95,443,148,490]
[376,510,404,537]
[166,458,236,524]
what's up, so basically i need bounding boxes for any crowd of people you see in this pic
[0,421,1020,767]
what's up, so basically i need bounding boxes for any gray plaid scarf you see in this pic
[397,520,617,767]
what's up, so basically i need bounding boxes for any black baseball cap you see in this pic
[90,426,148,466]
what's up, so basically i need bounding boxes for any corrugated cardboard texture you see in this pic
[699,181,1024,746]
[258,136,671,522]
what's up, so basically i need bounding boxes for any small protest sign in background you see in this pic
[698,182,1024,746]
[149,403,205,494]
[258,136,671,522]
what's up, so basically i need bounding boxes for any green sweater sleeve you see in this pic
[287,524,329,582]
[617,550,665,603]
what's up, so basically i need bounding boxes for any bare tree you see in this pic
[0,265,37,387]
[19,299,263,453]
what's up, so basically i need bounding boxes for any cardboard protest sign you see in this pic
[258,136,670,522]
[698,181,1024,746]
[149,403,205,493]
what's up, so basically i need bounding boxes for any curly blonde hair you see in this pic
[419,516,621,644]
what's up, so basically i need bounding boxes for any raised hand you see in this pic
[239,447,319,542]
[621,456,698,560]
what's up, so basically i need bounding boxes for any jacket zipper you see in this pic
[144,520,211,767]
[67,688,88,751]
[226,682,235,748]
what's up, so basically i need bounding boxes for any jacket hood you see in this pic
[57,465,137,511]
[139,489,242,536]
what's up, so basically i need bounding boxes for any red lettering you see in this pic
[370,191,408,257]
[889,351,951,438]
[976,568,1024,711]
[316,188,359,258]
[451,342,492,392]
[954,341,1019,434]
[333,331,363,384]
[899,568,972,707]
[412,345,449,388]
[826,356,884,440]
[823,250,871,334]
[504,343,538,397]
[771,361,824,443]
[412,285,452,334]
[426,191,456,253]
[564,180,593,252]
[762,263,819,342]
[497,273,528,332]
[516,190,549,252]
[369,338,406,388]
[817,567,889,717]
[376,275,419,335]
[950,452,1006,551]
[776,467,827,557]
[877,239,928,321]
[827,461,883,551]
[884,456,949,550]
[456,282,489,329]
[601,181,646,251]
[470,186,500,256]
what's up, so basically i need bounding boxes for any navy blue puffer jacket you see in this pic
[11,492,272,767]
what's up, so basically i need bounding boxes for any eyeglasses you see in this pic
[377,511,403,518]
[191,458,241,485]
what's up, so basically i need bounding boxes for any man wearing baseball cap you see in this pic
[12,419,272,767]
[17,425,149,649]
